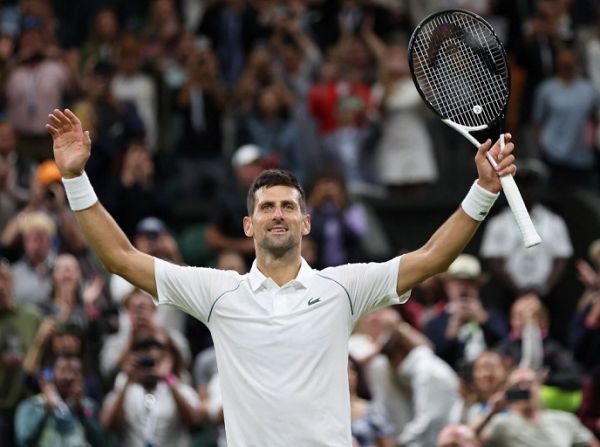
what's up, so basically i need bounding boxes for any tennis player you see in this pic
[46,108,516,446]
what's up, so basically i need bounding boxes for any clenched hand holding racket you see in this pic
[408,9,542,247]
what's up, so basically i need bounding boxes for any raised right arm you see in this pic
[46,109,157,297]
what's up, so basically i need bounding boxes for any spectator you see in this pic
[481,367,599,447]
[196,0,267,87]
[0,260,42,447]
[0,121,33,230]
[570,238,600,371]
[80,8,120,74]
[204,144,266,263]
[5,15,73,162]
[99,288,190,382]
[104,142,167,239]
[362,18,438,195]
[424,254,508,371]
[348,356,395,447]
[496,293,583,410]
[100,327,202,447]
[437,424,480,447]
[480,159,573,308]
[533,46,600,190]
[307,170,368,268]
[9,211,56,307]
[579,366,600,440]
[2,159,87,256]
[22,319,103,403]
[237,84,304,181]
[72,61,145,199]
[172,43,227,204]
[15,354,105,447]
[377,322,461,447]
[463,351,509,426]
[110,217,185,334]
[111,35,158,151]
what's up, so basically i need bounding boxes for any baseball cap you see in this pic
[135,217,166,235]
[442,254,487,282]
[36,160,62,187]
[231,144,263,168]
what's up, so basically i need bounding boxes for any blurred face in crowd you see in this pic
[23,228,51,265]
[510,293,547,335]
[94,8,119,42]
[53,254,81,289]
[555,49,579,81]
[51,332,82,357]
[130,329,170,386]
[53,356,83,398]
[257,87,282,119]
[386,45,409,78]
[244,185,310,258]
[444,278,479,302]
[472,351,507,399]
[126,290,156,329]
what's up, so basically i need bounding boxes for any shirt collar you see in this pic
[247,257,314,292]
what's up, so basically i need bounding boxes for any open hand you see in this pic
[45,109,92,179]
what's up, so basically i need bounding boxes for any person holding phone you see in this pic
[14,354,104,446]
[100,327,203,447]
[481,367,600,447]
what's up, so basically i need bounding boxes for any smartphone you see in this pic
[136,356,156,369]
[505,388,531,402]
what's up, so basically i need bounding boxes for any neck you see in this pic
[255,250,302,287]
[515,404,540,421]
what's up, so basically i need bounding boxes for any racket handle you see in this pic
[499,172,542,247]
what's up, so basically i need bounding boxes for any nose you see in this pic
[272,206,284,219]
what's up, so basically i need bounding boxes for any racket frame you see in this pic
[408,9,541,248]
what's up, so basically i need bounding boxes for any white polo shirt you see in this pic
[155,256,408,447]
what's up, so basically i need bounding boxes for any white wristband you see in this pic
[461,180,499,221]
[62,172,98,211]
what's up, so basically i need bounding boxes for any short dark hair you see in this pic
[247,169,306,215]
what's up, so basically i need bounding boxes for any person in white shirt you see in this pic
[480,159,573,302]
[45,108,517,446]
[378,322,461,447]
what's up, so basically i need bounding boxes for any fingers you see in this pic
[64,108,81,127]
[45,124,59,138]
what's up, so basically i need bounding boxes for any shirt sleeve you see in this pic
[154,258,243,324]
[564,412,594,446]
[547,215,573,257]
[321,256,409,323]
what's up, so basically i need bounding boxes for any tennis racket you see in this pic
[408,9,541,247]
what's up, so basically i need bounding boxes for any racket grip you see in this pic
[499,174,542,247]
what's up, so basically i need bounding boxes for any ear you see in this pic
[301,213,311,236]
[243,216,254,237]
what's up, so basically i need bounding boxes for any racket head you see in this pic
[408,9,510,131]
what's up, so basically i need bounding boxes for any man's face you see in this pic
[244,185,310,257]
[23,229,51,264]
[53,357,82,397]
[444,278,479,302]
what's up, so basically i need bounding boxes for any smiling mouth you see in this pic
[268,227,288,234]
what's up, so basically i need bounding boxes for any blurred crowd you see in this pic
[1,0,600,446]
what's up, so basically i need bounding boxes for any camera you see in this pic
[505,387,531,402]
[135,356,156,369]
[45,188,56,200]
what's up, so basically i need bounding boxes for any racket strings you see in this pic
[411,12,509,127]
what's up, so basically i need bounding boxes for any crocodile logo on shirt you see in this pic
[307,297,321,306]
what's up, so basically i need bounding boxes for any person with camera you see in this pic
[100,327,202,447]
[1,160,87,259]
[481,367,599,447]
[14,354,105,446]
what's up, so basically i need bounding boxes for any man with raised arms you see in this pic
[46,108,516,446]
